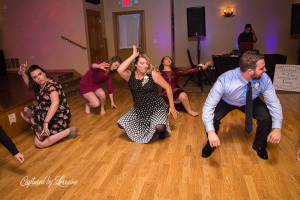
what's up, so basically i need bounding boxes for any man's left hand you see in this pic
[267,128,281,143]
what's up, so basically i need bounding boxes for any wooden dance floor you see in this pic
[0,88,300,199]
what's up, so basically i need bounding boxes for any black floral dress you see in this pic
[22,79,71,142]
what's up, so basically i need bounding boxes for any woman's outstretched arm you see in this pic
[152,70,178,119]
[177,61,212,76]
[117,45,139,82]
[20,62,30,88]
[92,62,109,70]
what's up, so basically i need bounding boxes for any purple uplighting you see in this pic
[264,23,279,53]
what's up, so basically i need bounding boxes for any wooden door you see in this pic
[113,11,146,70]
[86,9,103,63]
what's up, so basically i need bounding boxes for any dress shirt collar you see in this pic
[236,67,249,85]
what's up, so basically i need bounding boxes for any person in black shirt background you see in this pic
[238,24,257,45]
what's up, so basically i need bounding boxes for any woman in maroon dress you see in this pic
[159,56,211,116]
[20,64,78,148]
[79,56,122,115]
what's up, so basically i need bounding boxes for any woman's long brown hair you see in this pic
[104,56,122,81]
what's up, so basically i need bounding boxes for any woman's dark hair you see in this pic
[104,56,122,81]
[159,56,178,71]
[27,65,51,93]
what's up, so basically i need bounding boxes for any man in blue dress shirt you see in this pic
[202,51,283,160]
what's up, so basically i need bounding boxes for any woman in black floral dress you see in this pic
[20,64,79,148]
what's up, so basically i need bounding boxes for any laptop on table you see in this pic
[239,42,253,51]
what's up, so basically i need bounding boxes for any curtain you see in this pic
[118,14,141,49]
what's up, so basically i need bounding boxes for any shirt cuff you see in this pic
[272,120,282,129]
[11,148,19,156]
[205,123,215,132]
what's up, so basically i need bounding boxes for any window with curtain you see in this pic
[118,14,141,49]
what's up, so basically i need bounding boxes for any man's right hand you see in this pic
[208,130,220,147]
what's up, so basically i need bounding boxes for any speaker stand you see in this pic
[197,37,200,64]
[196,37,212,90]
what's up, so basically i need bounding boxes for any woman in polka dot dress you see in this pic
[117,46,178,143]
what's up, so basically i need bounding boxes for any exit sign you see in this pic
[122,0,132,7]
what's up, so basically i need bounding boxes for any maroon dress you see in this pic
[160,68,201,111]
[79,61,114,95]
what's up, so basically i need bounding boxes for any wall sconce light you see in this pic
[223,8,235,18]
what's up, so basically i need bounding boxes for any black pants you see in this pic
[208,97,272,148]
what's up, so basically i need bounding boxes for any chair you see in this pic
[183,49,212,91]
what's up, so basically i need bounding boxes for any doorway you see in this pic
[113,11,146,70]
[86,9,105,64]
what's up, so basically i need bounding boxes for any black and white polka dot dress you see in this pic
[118,70,171,143]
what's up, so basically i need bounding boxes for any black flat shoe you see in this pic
[201,143,216,158]
[158,132,165,140]
[252,144,268,160]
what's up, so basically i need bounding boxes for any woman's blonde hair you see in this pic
[104,56,122,81]
[133,53,155,74]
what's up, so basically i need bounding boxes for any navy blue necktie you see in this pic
[245,82,253,133]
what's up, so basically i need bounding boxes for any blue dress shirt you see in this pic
[202,67,283,132]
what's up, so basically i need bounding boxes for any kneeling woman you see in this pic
[117,46,178,143]
[79,56,122,115]
[159,56,211,116]
[20,64,78,148]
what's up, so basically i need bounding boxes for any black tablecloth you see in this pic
[213,54,287,82]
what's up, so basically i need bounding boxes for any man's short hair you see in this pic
[245,24,252,29]
[239,51,264,72]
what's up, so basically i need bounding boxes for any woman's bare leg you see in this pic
[82,92,101,114]
[176,92,198,117]
[21,112,31,123]
[34,127,78,148]
[94,88,106,115]
[21,107,32,123]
